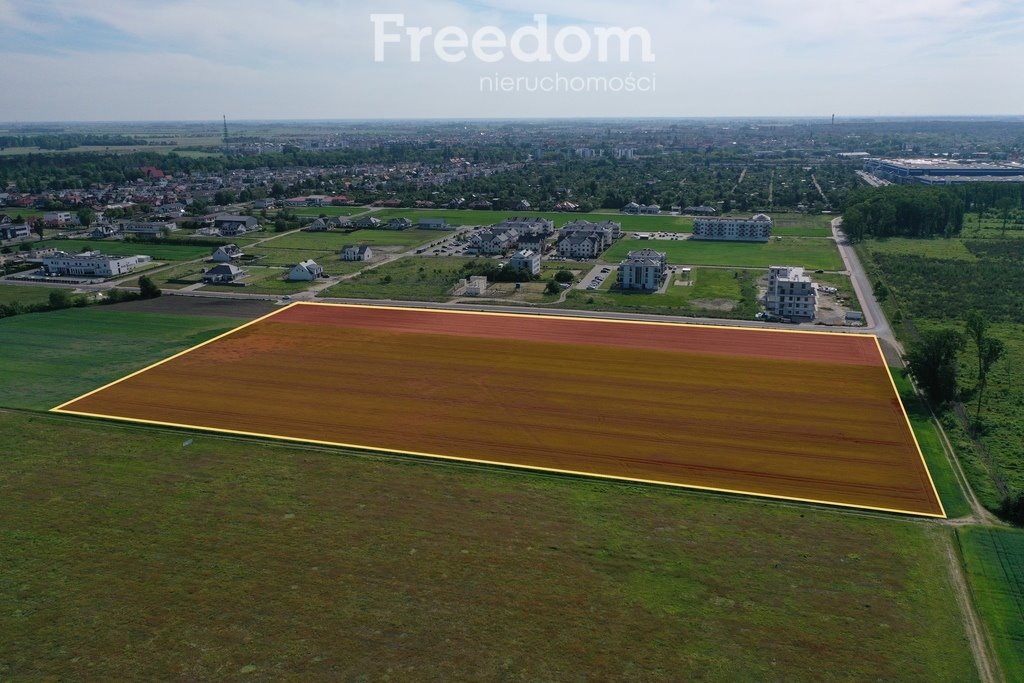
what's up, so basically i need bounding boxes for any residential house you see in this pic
[683,206,718,216]
[618,249,668,291]
[211,244,244,263]
[386,217,413,230]
[419,218,448,230]
[353,216,382,229]
[43,211,74,227]
[341,245,373,262]
[214,215,260,237]
[288,259,325,281]
[202,263,246,284]
[0,224,32,241]
[89,224,119,239]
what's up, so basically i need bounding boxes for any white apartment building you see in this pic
[618,249,668,291]
[43,251,151,278]
[766,266,817,320]
[693,214,773,242]
[508,249,541,276]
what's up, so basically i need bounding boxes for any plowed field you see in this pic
[55,303,944,516]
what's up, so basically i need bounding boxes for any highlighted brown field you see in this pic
[54,303,944,517]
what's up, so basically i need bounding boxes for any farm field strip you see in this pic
[54,303,944,517]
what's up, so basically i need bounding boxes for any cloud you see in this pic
[0,0,1022,119]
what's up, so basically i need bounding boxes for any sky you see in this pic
[1,0,1024,121]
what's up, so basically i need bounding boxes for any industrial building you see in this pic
[864,158,1024,185]
[43,251,151,278]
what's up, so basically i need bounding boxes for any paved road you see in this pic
[831,217,892,344]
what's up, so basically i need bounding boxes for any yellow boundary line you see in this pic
[875,336,947,518]
[51,301,946,518]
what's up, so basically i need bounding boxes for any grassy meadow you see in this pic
[0,409,977,681]
[604,237,843,271]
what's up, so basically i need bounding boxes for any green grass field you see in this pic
[200,266,312,295]
[957,526,1024,680]
[891,371,971,519]
[263,229,451,251]
[0,307,238,411]
[318,256,473,302]
[0,284,71,306]
[558,268,758,319]
[604,237,843,271]
[127,264,205,290]
[288,206,370,217]
[37,239,211,262]
[0,409,977,681]
[865,238,978,261]
[369,209,699,233]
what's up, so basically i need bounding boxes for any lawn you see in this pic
[242,246,336,267]
[126,263,205,290]
[0,307,239,411]
[558,268,759,319]
[604,237,843,271]
[0,410,977,681]
[318,256,474,302]
[956,526,1024,679]
[200,266,312,295]
[865,238,977,261]
[0,284,71,306]
[36,239,211,262]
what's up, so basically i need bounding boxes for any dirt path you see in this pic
[943,535,1003,683]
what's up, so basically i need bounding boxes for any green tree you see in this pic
[48,289,72,310]
[554,270,574,284]
[138,275,162,299]
[76,207,96,228]
[544,279,561,295]
[904,329,964,406]
[965,312,1005,427]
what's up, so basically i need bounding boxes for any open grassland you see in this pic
[200,266,312,296]
[0,411,976,681]
[559,268,759,319]
[318,256,473,301]
[0,284,70,306]
[288,206,369,217]
[127,263,205,290]
[37,239,211,262]
[858,237,1024,509]
[957,527,1024,679]
[604,237,843,271]
[60,304,943,516]
[267,228,452,250]
[713,212,834,237]
[0,307,240,411]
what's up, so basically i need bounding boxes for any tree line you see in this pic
[841,186,966,241]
